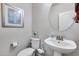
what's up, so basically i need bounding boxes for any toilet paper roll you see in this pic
[10,42,18,48]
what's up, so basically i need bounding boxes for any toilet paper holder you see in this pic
[10,42,18,48]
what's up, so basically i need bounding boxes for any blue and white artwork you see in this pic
[8,8,21,24]
[2,3,24,28]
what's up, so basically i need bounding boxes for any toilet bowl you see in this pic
[17,38,40,56]
[17,48,35,56]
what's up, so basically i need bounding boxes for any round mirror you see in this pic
[49,3,75,32]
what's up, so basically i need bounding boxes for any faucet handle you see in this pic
[60,36,63,41]
[56,36,60,40]
[56,35,63,41]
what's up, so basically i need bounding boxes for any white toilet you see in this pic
[17,38,40,56]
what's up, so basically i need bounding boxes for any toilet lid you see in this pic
[17,48,35,56]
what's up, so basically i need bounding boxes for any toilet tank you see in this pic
[31,38,40,49]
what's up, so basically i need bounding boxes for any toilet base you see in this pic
[54,51,62,56]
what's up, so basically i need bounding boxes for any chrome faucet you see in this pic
[56,35,63,41]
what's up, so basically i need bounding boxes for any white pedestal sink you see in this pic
[44,37,77,56]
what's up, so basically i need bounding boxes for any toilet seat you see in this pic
[17,48,35,56]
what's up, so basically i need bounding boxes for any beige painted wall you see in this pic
[0,3,79,56]
[32,3,79,56]
[0,3,32,56]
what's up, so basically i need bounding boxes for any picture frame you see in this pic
[1,3,24,28]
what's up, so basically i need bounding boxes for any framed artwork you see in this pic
[1,3,24,28]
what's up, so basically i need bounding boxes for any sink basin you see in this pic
[44,37,77,55]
